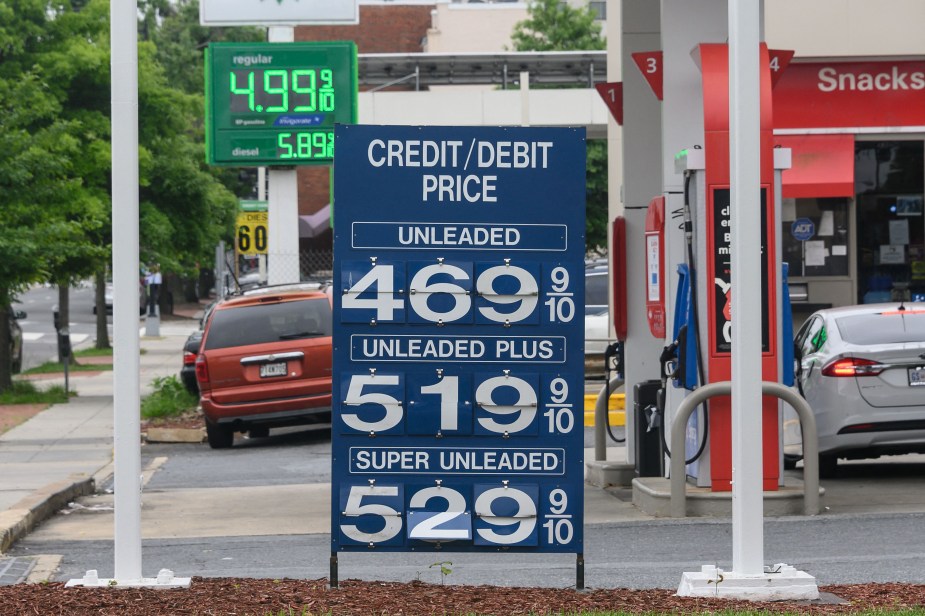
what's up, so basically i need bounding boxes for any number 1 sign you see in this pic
[331,125,586,585]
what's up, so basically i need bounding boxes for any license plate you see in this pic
[259,362,288,378]
[909,367,925,387]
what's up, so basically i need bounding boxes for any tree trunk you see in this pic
[0,294,11,393]
[56,283,76,365]
[95,268,110,349]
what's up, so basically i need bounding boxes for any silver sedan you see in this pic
[792,303,925,476]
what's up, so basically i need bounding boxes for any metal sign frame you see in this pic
[200,0,358,26]
[205,42,357,166]
[330,124,587,587]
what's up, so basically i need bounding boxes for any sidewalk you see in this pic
[0,310,201,553]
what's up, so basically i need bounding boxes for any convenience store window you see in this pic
[855,141,925,303]
[781,197,850,278]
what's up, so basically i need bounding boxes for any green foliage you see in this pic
[510,0,605,52]
[429,561,453,584]
[141,375,199,419]
[586,140,609,249]
[141,0,265,96]
[74,346,114,357]
[511,0,608,249]
[0,381,69,405]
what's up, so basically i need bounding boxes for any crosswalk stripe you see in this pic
[22,332,91,343]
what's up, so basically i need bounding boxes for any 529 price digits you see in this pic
[339,483,576,548]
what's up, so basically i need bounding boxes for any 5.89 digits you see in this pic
[277,131,333,160]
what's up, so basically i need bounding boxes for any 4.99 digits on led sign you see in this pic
[205,42,357,166]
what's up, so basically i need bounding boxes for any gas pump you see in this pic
[649,43,792,492]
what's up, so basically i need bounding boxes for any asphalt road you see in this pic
[11,427,925,589]
[13,284,106,371]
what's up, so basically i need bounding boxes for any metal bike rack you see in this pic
[594,376,625,461]
[669,381,820,517]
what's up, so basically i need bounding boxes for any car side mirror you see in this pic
[13,310,26,320]
[792,340,803,362]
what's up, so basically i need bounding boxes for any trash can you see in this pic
[634,380,664,477]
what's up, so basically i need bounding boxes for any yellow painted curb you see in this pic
[583,392,624,411]
[583,393,626,426]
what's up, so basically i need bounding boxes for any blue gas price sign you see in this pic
[331,125,585,557]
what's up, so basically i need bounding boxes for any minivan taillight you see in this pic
[821,357,885,377]
[183,351,197,366]
[195,355,210,383]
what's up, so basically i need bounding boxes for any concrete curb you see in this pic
[0,475,96,554]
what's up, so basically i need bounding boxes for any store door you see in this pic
[855,140,925,303]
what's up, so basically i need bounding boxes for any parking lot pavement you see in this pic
[0,319,199,553]
[4,308,925,581]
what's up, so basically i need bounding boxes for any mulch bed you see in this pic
[74,356,113,366]
[0,403,47,435]
[141,408,204,431]
[0,579,921,615]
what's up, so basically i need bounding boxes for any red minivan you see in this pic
[196,286,333,448]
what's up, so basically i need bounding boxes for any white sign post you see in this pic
[67,0,190,589]
[677,0,819,599]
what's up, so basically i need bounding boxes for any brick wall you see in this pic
[295,4,434,53]
[295,4,435,230]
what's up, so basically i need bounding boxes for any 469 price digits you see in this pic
[341,261,576,325]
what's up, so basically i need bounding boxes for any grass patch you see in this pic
[141,375,199,419]
[22,361,112,375]
[0,381,69,405]
[74,346,113,357]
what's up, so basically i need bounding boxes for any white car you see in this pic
[585,267,613,377]
[93,282,147,315]
[790,303,925,476]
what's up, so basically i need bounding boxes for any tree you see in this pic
[511,0,609,249]
[140,0,265,96]
[511,0,605,53]
[0,0,103,387]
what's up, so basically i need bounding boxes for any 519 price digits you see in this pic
[341,371,575,436]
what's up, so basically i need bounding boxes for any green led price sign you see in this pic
[205,41,357,166]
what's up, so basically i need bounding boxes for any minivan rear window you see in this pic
[204,298,332,350]
[835,311,925,346]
